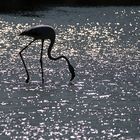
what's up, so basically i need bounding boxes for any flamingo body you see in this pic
[20,25,55,40]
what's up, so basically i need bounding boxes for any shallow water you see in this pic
[0,7,140,139]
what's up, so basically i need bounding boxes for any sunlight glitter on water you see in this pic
[0,7,140,139]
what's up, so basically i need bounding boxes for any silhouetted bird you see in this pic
[19,25,75,83]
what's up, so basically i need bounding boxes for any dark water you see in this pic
[0,7,140,139]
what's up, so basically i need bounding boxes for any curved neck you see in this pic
[47,38,55,60]
[47,38,69,63]
[47,38,75,81]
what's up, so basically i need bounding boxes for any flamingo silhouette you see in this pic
[19,25,75,83]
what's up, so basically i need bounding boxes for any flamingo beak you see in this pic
[69,64,75,81]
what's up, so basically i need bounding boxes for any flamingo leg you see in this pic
[40,40,44,83]
[19,39,35,83]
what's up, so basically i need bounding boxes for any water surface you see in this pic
[0,7,140,139]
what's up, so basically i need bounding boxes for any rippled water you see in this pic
[0,7,140,139]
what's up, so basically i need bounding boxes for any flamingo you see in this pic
[19,25,75,83]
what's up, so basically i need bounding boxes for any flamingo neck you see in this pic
[47,38,68,62]
[47,38,75,81]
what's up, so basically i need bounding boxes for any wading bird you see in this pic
[19,25,75,83]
